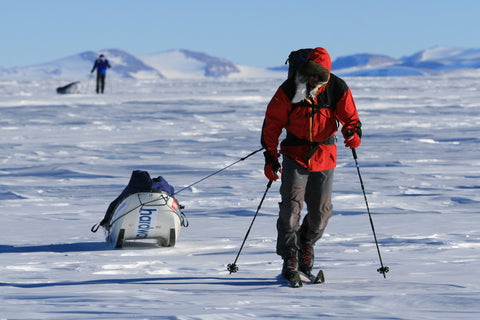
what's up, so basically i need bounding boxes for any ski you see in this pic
[298,269,325,284]
[284,271,303,288]
[313,269,325,284]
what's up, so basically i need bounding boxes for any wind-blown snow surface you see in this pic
[1,75,479,319]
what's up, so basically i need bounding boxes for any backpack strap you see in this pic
[280,78,296,101]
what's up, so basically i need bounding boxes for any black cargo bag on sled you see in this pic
[91,170,188,248]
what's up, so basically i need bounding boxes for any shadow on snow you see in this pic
[0,242,110,253]
[0,276,279,289]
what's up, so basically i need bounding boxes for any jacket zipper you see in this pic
[308,106,314,167]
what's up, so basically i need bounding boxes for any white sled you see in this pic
[106,191,183,248]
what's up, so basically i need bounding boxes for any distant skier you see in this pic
[261,47,362,282]
[90,54,111,94]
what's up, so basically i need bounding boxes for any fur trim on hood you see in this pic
[291,47,331,104]
[291,75,322,103]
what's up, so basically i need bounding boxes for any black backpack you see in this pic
[285,48,313,79]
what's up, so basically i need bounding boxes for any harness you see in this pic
[282,132,336,161]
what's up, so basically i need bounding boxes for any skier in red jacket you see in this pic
[261,47,362,280]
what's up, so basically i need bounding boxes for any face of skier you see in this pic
[308,74,328,88]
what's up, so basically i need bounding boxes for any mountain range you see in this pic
[1,46,479,80]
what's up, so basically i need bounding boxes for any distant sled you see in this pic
[56,81,81,94]
[91,170,188,248]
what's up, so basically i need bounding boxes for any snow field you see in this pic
[0,75,479,319]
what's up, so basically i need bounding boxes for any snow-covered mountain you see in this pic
[401,46,480,70]
[1,46,479,79]
[0,49,282,80]
[140,49,284,79]
[0,49,163,80]
[140,49,239,78]
[332,54,398,70]
[334,46,480,76]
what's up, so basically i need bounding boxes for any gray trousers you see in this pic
[277,156,334,259]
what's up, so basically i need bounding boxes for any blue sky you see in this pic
[1,0,479,68]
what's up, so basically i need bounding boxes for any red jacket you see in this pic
[261,48,360,172]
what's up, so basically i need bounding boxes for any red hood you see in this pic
[307,47,331,72]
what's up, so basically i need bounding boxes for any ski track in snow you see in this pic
[0,76,480,319]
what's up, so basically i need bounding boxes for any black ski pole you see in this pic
[227,180,273,274]
[174,147,264,195]
[352,148,389,278]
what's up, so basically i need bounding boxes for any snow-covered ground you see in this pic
[0,74,479,319]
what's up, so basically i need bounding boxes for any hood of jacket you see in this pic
[298,47,331,83]
[291,47,332,103]
[307,47,331,72]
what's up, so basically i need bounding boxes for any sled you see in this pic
[91,170,188,249]
[56,81,81,94]
[105,191,184,248]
